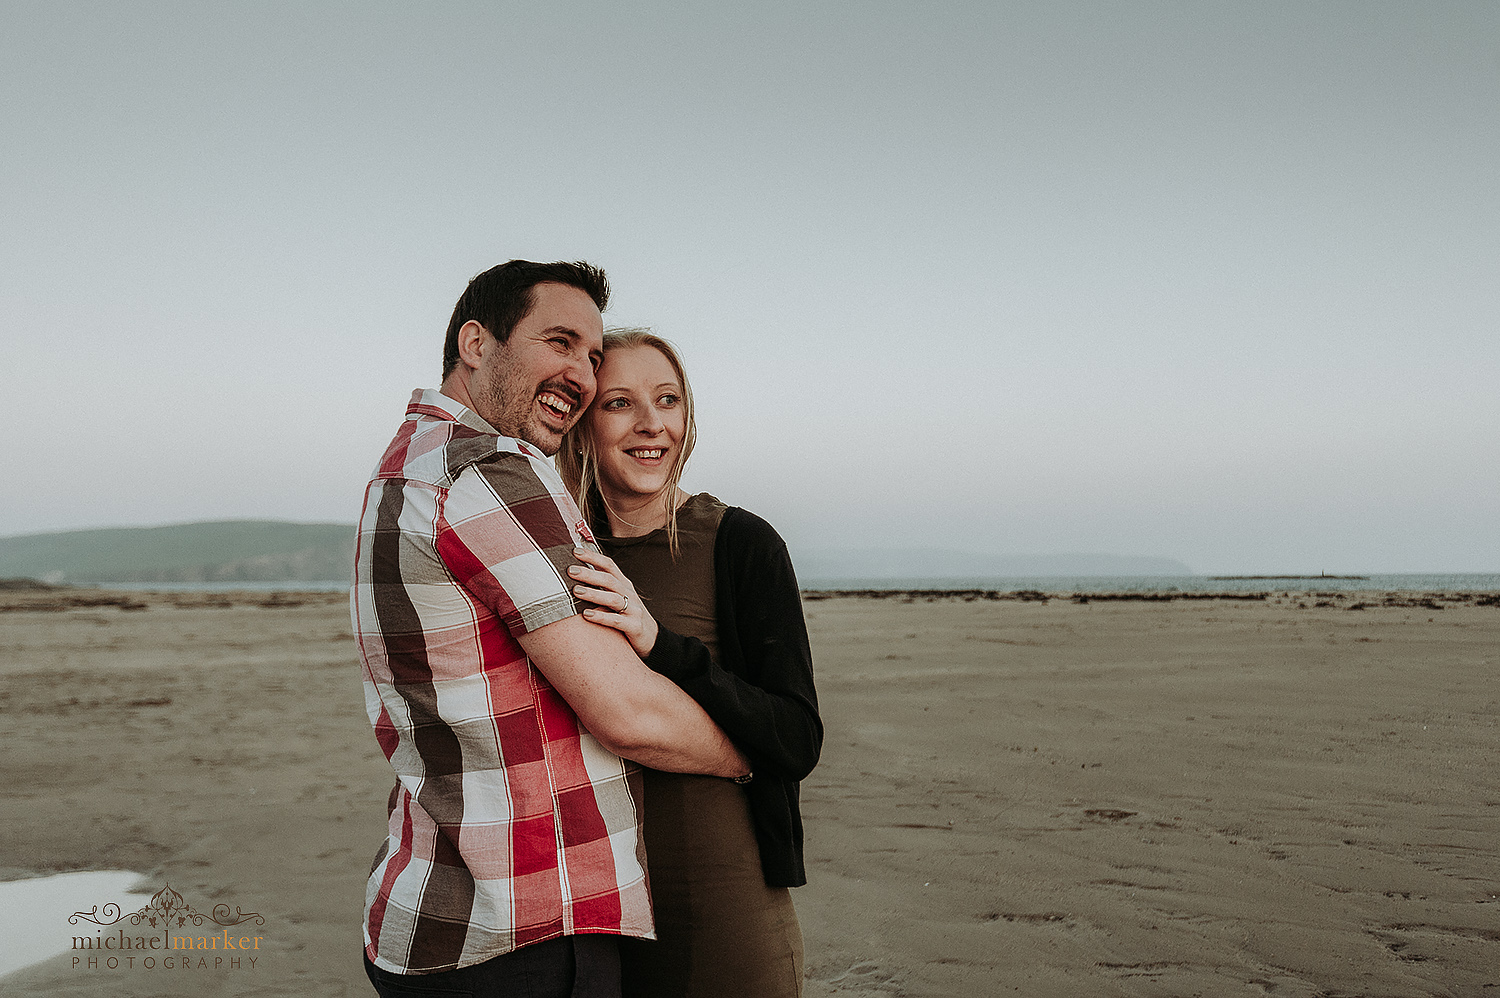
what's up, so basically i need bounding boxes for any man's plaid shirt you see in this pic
[352,389,652,975]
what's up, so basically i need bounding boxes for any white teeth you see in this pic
[630,449,663,459]
[538,393,572,414]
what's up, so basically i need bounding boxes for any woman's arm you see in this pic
[568,513,822,780]
[645,509,822,780]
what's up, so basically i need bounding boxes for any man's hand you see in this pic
[517,612,750,778]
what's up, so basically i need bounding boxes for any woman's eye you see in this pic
[658,394,680,406]
[603,398,628,410]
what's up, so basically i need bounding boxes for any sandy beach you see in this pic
[1,586,1496,997]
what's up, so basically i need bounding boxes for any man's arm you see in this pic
[517,613,751,778]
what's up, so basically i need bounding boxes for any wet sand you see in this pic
[1,587,1496,996]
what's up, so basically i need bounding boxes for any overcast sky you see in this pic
[2,1,1496,573]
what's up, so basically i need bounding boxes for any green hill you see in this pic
[0,520,356,584]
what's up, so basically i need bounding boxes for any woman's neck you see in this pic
[602,487,689,538]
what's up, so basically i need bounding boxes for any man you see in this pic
[352,260,750,997]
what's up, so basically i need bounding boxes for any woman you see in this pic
[557,329,822,998]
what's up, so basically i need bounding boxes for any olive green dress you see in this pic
[603,493,804,998]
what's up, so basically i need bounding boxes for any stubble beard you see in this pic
[474,367,575,457]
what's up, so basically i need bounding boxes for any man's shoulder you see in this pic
[445,450,578,532]
[377,390,560,493]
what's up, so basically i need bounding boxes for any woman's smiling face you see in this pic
[586,344,688,509]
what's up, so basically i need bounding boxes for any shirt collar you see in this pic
[405,388,499,435]
[404,389,549,460]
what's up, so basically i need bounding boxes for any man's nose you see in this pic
[562,354,595,398]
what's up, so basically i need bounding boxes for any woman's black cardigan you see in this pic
[642,505,823,888]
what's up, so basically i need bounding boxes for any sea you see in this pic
[93,574,1500,594]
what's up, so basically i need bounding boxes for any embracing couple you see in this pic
[351,260,822,998]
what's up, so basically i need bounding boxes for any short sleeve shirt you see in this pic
[352,389,652,974]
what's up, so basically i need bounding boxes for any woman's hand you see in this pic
[569,548,659,658]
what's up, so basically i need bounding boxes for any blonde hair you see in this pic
[558,328,698,557]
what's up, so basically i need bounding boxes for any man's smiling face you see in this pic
[468,282,604,455]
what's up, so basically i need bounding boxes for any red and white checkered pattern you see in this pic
[352,389,652,975]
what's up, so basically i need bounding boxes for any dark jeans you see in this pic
[364,935,621,998]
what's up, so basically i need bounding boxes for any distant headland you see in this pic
[0,520,355,585]
[1210,574,1370,581]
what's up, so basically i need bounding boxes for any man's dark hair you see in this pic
[442,260,610,378]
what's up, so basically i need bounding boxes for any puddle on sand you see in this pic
[0,871,146,978]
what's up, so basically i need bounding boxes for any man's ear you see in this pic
[455,320,489,371]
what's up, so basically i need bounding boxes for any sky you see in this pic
[2,1,1496,573]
